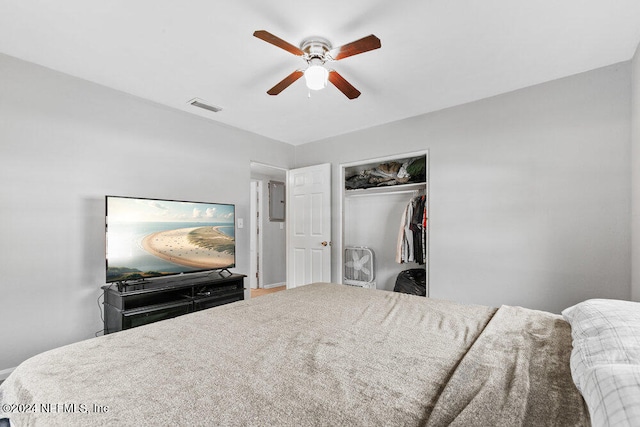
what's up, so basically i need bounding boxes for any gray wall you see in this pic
[632,43,640,302]
[296,63,631,314]
[1,51,634,372]
[0,53,295,372]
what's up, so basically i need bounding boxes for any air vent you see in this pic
[188,98,222,113]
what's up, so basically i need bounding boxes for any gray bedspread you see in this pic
[0,283,589,426]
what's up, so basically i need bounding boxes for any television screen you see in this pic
[106,196,235,283]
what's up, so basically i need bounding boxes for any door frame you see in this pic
[250,161,288,292]
[339,150,429,289]
[249,179,262,289]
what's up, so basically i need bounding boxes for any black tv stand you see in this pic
[209,268,232,278]
[116,278,152,292]
[102,272,245,334]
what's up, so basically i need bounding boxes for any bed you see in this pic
[0,283,636,426]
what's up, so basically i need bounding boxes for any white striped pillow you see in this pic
[562,299,640,427]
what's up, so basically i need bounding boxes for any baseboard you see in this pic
[263,282,286,289]
[0,367,15,381]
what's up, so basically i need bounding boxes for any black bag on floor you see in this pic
[393,269,426,296]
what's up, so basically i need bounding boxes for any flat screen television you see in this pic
[106,195,235,283]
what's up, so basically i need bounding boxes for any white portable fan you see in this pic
[344,247,376,289]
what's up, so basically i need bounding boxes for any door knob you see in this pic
[321,241,328,247]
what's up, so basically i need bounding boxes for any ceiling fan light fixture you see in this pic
[304,64,328,91]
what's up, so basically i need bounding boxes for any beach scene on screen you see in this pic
[106,197,235,282]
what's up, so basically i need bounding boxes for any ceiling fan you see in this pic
[253,30,381,99]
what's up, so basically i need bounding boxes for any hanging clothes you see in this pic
[396,204,408,263]
[396,194,427,265]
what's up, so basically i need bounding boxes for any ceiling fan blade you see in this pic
[267,70,304,95]
[328,34,381,61]
[328,71,361,99]
[253,30,304,56]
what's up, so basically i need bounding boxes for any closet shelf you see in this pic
[345,182,426,197]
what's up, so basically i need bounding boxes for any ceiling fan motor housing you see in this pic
[301,37,332,61]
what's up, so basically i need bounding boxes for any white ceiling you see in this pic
[1,1,639,146]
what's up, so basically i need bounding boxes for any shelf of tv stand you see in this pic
[102,272,246,334]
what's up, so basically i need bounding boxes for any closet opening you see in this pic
[339,151,429,295]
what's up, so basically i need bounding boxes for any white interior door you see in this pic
[286,163,332,288]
